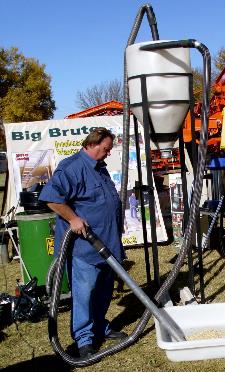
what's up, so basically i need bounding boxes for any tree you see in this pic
[75,48,225,110]
[192,47,225,101]
[76,79,123,109]
[192,67,204,102]
[213,47,225,72]
[0,47,56,124]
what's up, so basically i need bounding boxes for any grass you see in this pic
[1,242,225,371]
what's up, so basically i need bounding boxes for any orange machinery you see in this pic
[151,67,225,172]
[65,72,225,171]
[183,67,225,152]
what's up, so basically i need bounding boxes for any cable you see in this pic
[47,8,211,369]
[121,3,159,227]
[47,227,185,368]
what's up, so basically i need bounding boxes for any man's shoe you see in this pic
[105,330,128,340]
[66,342,79,357]
[79,344,95,358]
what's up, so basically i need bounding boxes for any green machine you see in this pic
[16,212,69,294]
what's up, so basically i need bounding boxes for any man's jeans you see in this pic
[68,256,115,348]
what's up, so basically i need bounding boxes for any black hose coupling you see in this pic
[85,227,111,260]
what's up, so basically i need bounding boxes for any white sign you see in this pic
[4,115,167,245]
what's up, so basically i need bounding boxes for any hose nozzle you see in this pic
[85,227,111,260]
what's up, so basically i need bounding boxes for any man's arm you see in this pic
[47,202,88,237]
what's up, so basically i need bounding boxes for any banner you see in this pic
[4,116,167,246]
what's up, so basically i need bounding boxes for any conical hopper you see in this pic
[126,40,191,157]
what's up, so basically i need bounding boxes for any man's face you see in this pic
[87,137,113,161]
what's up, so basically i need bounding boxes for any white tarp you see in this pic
[4,115,167,246]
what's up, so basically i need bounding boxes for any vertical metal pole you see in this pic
[179,132,195,293]
[219,196,225,257]
[189,74,205,303]
[1,169,9,215]
[133,115,151,288]
[140,75,160,289]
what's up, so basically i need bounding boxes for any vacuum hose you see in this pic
[47,0,211,362]
[47,39,211,368]
[48,227,185,367]
[121,3,159,225]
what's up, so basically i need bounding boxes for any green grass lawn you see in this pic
[1,244,225,371]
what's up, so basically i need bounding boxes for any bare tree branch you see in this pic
[76,79,123,109]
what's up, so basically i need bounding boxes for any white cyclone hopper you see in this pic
[126,40,191,156]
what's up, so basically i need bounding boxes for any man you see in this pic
[39,127,126,358]
[129,192,138,219]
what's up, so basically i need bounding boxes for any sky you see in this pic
[1,0,225,120]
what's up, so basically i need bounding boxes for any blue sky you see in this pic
[1,0,225,119]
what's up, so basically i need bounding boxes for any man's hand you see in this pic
[47,202,89,237]
[70,216,89,238]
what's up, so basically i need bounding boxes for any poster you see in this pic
[4,115,167,245]
[169,173,184,242]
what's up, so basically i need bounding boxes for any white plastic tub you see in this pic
[154,302,225,362]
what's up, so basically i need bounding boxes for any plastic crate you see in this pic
[154,303,225,362]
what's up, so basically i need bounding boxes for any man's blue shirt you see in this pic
[39,149,125,265]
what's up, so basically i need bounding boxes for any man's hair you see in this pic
[82,127,115,149]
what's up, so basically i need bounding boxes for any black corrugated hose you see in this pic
[121,3,159,226]
[47,41,210,369]
[48,227,186,368]
[47,3,211,365]
[154,39,211,302]
[46,258,57,297]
